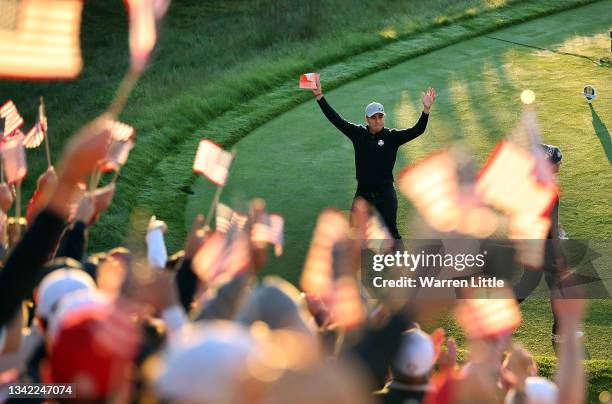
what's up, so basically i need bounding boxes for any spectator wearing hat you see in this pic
[312,77,436,239]
[374,328,436,404]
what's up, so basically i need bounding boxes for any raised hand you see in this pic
[312,75,323,100]
[422,87,437,113]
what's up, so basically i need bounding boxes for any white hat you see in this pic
[505,377,558,404]
[48,289,110,341]
[393,329,435,378]
[365,102,386,118]
[37,269,96,320]
[154,321,261,404]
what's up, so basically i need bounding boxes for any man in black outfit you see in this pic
[312,77,436,239]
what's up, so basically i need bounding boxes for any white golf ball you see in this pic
[520,89,536,104]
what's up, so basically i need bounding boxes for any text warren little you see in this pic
[372,276,505,288]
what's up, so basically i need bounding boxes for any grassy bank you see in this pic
[0,0,598,251]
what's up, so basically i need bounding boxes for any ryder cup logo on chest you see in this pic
[378,139,384,147]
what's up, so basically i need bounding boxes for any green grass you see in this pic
[1,0,609,401]
[0,0,600,252]
[181,2,611,401]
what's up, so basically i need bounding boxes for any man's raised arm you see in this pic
[392,87,436,146]
[313,77,360,141]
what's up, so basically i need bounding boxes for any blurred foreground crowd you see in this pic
[0,116,587,404]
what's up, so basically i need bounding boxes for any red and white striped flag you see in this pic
[100,139,134,172]
[24,99,48,149]
[0,100,24,137]
[456,288,521,339]
[110,121,135,142]
[0,131,27,184]
[192,139,233,186]
[476,141,557,218]
[251,213,284,256]
[398,151,460,233]
[192,231,251,287]
[0,0,84,80]
[299,73,319,89]
[216,203,247,233]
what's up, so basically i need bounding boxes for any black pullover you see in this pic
[317,96,429,188]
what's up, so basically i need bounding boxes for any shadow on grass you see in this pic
[589,104,612,166]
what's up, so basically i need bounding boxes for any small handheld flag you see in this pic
[299,73,319,90]
[24,99,48,149]
[0,100,24,137]
[251,213,284,256]
[1,132,27,184]
[110,120,135,142]
[193,139,234,186]
[0,0,84,80]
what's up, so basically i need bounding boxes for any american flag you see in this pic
[24,99,47,149]
[456,288,522,339]
[0,0,84,80]
[299,73,319,89]
[476,141,558,218]
[192,231,251,287]
[0,100,24,137]
[398,151,460,233]
[192,139,233,186]
[216,203,247,233]
[251,213,284,256]
[100,139,134,172]
[0,131,27,184]
[110,120,135,142]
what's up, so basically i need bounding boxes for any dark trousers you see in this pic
[353,183,401,239]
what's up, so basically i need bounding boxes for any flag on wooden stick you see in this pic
[0,100,24,137]
[100,139,134,173]
[251,213,284,256]
[193,139,234,186]
[24,99,48,149]
[0,0,84,80]
[110,120,135,142]
[216,203,247,234]
[476,141,557,218]
[0,132,27,184]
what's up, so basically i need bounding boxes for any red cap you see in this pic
[50,306,141,400]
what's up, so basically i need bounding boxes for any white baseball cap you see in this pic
[48,289,110,341]
[393,328,435,378]
[505,377,558,404]
[37,269,97,320]
[365,102,386,118]
[154,321,261,403]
